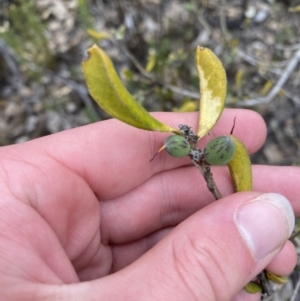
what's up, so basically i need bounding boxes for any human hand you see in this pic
[0,109,297,301]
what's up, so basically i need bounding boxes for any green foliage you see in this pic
[77,0,94,31]
[82,45,252,193]
[227,136,252,191]
[82,45,179,133]
[1,1,52,74]
[276,24,294,44]
[196,46,227,138]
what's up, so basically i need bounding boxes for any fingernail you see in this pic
[235,193,295,261]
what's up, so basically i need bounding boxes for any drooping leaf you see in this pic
[196,46,227,138]
[82,44,179,133]
[227,136,252,192]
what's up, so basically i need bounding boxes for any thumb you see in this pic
[58,192,294,301]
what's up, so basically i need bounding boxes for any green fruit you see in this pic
[204,135,236,165]
[165,135,190,158]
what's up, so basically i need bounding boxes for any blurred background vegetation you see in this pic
[1,0,300,168]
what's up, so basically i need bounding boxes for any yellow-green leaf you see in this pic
[259,80,273,96]
[244,282,262,294]
[82,45,179,133]
[266,271,288,284]
[288,4,300,12]
[145,49,156,72]
[87,29,111,40]
[173,100,198,112]
[227,136,252,192]
[196,46,227,138]
[235,69,244,91]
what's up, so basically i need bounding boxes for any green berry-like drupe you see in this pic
[165,135,190,158]
[204,135,236,165]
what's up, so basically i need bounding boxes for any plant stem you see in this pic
[179,124,222,200]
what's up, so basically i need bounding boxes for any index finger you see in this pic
[5,109,266,199]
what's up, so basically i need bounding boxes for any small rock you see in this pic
[254,10,269,23]
[26,115,39,133]
[245,5,257,19]
[4,101,25,118]
[15,136,29,144]
[65,102,77,113]
[46,111,62,133]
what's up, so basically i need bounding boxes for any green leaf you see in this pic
[196,46,227,138]
[244,282,262,294]
[227,136,252,192]
[82,45,179,133]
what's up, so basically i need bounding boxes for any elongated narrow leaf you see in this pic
[266,271,288,284]
[227,136,252,192]
[196,46,227,138]
[82,44,179,133]
[87,29,111,40]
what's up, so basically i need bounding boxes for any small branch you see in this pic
[236,48,300,106]
[0,39,24,96]
[258,271,274,299]
[190,160,222,200]
[163,83,200,99]
[110,39,201,100]
[289,227,300,240]
[201,162,222,200]
[237,48,289,71]
[179,124,222,200]
[50,73,100,121]
[290,275,300,301]
[220,0,228,40]
[116,41,155,80]
[114,38,299,106]
[275,43,300,51]
[281,88,300,105]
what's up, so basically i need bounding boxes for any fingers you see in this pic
[100,165,203,243]
[2,109,266,199]
[0,155,104,280]
[265,240,297,276]
[252,165,300,215]
[101,165,300,244]
[58,192,295,301]
[109,231,297,279]
[110,227,173,272]
[115,192,294,301]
